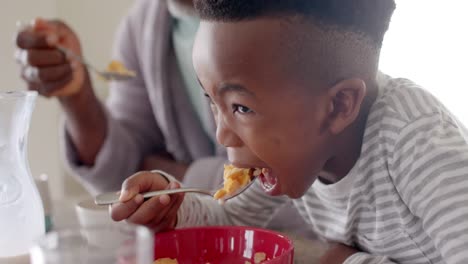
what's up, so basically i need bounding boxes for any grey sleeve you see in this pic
[389,115,468,264]
[177,181,288,228]
[182,157,227,189]
[61,2,165,195]
[182,144,228,189]
[344,253,396,264]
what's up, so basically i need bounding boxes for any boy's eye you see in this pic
[232,104,253,114]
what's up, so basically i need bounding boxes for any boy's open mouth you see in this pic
[257,168,279,194]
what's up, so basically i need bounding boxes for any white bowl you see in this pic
[75,198,128,245]
[75,197,114,227]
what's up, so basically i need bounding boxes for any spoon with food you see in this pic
[57,46,136,81]
[16,21,135,82]
[94,165,263,205]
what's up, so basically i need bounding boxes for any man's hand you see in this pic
[319,243,359,264]
[16,18,87,98]
[140,153,189,181]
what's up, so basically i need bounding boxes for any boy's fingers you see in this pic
[147,194,182,232]
[126,195,174,225]
[158,194,171,205]
[160,193,184,231]
[110,194,144,221]
[149,194,184,232]
[153,212,176,233]
[119,171,171,202]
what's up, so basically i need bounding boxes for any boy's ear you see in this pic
[326,78,367,135]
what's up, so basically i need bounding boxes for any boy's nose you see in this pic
[215,113,243,148]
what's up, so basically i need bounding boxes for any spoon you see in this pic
[16,21,136,82]
[56,45,136,82]
[94,176,258,205]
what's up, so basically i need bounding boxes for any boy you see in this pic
[111,0,468,263]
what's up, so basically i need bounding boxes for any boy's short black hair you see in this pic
[194,0,396,46]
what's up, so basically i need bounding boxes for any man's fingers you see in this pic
[21,64,72,84]
[23,72,74,97]
[16,30,50,49]
[17,19,70,49]
[110,194,144,221]
[35,19,70,44]
[36,64,72,82]
[16,48,66,67]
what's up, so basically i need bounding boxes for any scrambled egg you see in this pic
[214,165,258,201]
[254,252,267,263]
[154,258,178,264]
[245,252,268,264]
[106,60,136,76]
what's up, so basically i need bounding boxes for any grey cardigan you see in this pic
[62,0,226,194]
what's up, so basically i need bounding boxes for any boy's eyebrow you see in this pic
[218,82,255,98]
[197,77,255,98]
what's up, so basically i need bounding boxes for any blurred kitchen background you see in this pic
[0,0,133,200]
[0,0,467,201]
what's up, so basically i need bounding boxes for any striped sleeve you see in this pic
[176,181,288,228]
[389,114,468,264]
[345,253,396,264]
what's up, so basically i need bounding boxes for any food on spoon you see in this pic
[213,165,261,201]
[106,60,136,77]
[154,258,178,264]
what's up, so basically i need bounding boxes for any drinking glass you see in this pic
[30,224,154,264]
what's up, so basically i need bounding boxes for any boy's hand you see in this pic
[319,243,359,264]
[140,153,189,181]
[110,171,185,232]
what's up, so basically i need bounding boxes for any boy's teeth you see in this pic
[260,168,277,191]
[253,168,262,177]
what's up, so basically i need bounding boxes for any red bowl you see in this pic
[154,226,294,264]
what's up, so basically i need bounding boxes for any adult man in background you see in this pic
[16,0,312,235]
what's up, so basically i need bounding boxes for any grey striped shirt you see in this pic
[176,73,468,264]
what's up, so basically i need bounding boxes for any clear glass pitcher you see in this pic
[0,91,45,258]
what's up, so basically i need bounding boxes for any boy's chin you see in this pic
[282,184,311,199]
[258,171,308,198]
[285,189,307,199]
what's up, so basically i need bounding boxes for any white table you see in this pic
[4,198,326,264]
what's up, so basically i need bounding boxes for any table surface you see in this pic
[6,198,326,264]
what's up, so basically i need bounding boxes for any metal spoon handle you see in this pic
[94,187,213,205]
[56,45,99,73]
[142,188,213,199]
